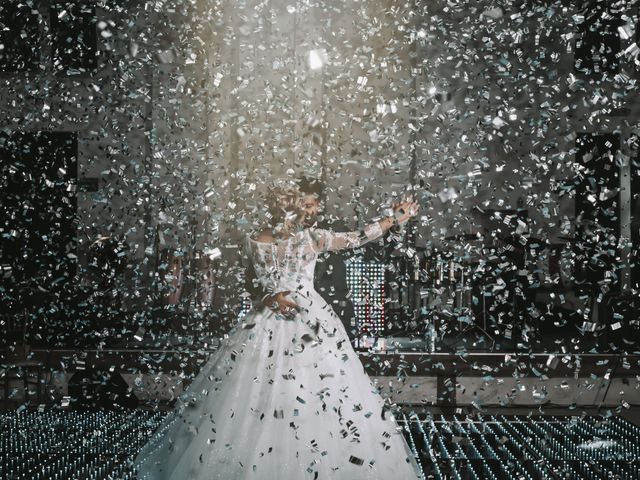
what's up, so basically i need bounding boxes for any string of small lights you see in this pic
[346,258,386,335]
[402,414,640,479]
[0,410,167,480]
[3,410,640,479]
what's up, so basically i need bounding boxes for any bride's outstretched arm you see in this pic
[310,200,419,252]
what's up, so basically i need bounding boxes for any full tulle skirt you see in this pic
[134,287,423,479]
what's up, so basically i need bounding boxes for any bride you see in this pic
[134,182,422,479]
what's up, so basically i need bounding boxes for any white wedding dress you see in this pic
[134,222,423,479]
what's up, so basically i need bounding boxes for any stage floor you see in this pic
[2,409,640,479]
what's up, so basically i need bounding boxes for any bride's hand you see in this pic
[392,199,419,225]
[263,291,299,316]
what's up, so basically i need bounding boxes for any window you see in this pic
[50,1,97,74]
[0,1,41,72]
[574,3,624,77]
[0,131,78,315]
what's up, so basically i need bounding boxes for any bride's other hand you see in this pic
[263,291,300,316]
[392,199,419,225]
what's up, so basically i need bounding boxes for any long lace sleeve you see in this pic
[241,240,269,301]
[308,221,384,253]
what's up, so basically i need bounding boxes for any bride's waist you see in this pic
[272,272,313,284]
[274,279,317,294]
[277,281,316,291]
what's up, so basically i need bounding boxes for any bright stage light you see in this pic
[308,49,325,70]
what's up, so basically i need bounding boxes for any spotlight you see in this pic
[308,49,326,70]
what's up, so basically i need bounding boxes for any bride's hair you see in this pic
[266,183,305,233]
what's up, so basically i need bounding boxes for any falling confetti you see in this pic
[1,0,640,478]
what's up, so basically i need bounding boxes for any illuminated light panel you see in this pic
[346,259,385,335]
[308,49,325,70]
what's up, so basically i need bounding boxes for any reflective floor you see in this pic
[2,409,639,479]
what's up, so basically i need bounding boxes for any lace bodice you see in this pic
[244,222,384,294]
